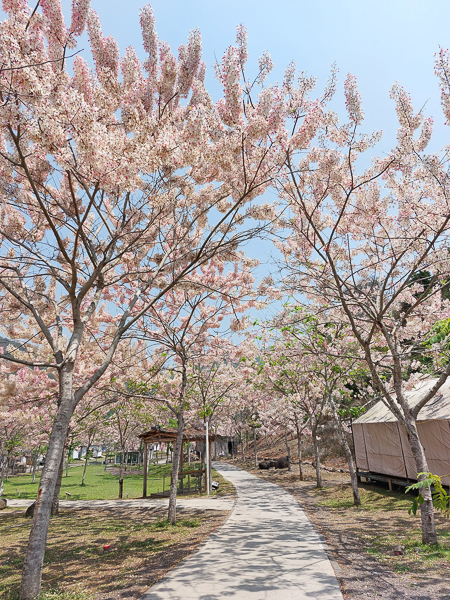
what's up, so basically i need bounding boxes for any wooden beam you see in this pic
[143,442,148,498]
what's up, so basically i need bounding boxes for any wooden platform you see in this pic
[358,470,450,491]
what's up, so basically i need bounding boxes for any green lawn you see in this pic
[314,482,414,511]
[367,528,450,574]
[1,462,232,501]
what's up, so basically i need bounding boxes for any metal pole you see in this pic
[205,421,210,495]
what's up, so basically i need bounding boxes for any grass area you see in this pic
[367,527,450,574]
[313,482,413,511]
[38,592,90,600]
[0,506,227,600]
[311,481,450,576]
[1,462,233,501]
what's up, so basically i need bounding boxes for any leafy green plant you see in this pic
[337,405,366,419]
[406,472,450,517]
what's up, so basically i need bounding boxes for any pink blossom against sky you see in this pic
[52,0,450,302]
[2,0,448,320]
[57,0,450,151]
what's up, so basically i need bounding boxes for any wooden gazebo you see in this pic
[138,426,217,498]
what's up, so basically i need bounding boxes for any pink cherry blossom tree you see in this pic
[257,339,325,484]
[0,3,293,595]
[186,341,246,482]
[270,310,365,503]
[276,58,450,543]
[125,255,257,522]
[0,361,56,494]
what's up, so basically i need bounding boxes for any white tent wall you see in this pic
[352,378,450,486]
[352,423,369,471]
[417,420,450,485]
[363,422,407,478]
[353,419,450,485]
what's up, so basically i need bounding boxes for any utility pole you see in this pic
[205,420,210,495]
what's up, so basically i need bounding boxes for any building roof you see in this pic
[354,378,450,424]
[139,426,217,443]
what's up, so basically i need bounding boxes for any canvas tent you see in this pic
[352,378,450,486]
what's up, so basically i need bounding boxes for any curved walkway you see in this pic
[141,462,343,600]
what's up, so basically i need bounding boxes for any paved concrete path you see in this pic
[141,462,343,600]
[6,496,233,511]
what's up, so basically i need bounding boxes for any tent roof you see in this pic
[139,426,217,443]
[354,378,450,424]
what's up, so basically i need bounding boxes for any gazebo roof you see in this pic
[139,426,217,443]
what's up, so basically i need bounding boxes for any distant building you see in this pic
[73,445,104,460]
[196,435,238,458]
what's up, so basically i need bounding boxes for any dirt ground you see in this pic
[230,458,450,600]
[0,506,228,600]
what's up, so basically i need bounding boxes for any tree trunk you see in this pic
[297,433,303,480]
[295,418,303,481]
[365,348,438,545]
[168,405,185,525]
[253,426,257,468]
[208,437,212,492]
[19,366,76,600]
[65,436,75,477]
[81,440,91,486]
[329,399,360,506]
[404,417,438,545]
[0,453,7,496]
[284,427,291,471]
[52,435,71,515]
[118,448,125,499]
[241,430,245,461]
[168,362,188,524]
[31,450,39,484]
[50,451,65,516]
[119,450,124,480]
[312,426,322,489]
